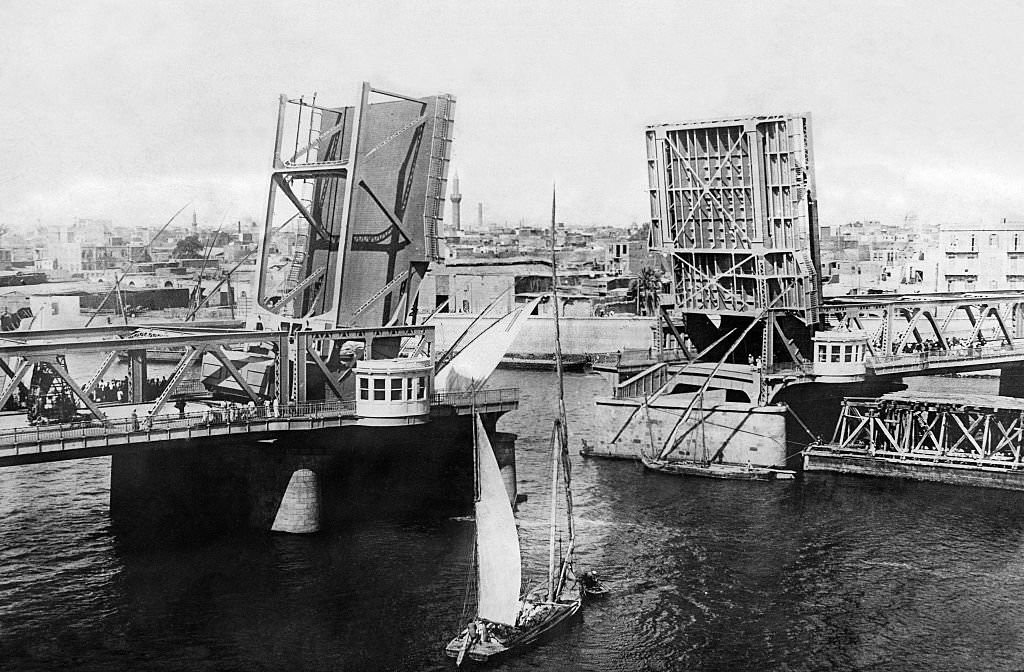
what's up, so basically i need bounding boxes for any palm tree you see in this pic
[630,266,663,316]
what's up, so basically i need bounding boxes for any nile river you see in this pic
[2,370,1024,671]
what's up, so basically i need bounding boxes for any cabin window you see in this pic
[817,345,827,363]
[990,234,1000,248]
[417,377,427,399]
[406,377,414,399]
[359,378,369,400]
[830,345,841,363]
[391,378,403,400]
[844,345,853,362]
[373,378,386,401]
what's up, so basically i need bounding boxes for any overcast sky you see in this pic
[2,0,1023,232]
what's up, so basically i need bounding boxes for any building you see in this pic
[938,219,1024,291]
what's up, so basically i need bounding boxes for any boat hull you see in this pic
[641,454,791,481]
[444,598,582,663]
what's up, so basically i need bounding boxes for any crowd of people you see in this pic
[91,376,173,403]
[890,334,1009,355]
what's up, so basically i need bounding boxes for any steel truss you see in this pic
[824,392,1024,470]
[646,113,820,323]
[824,292,1024,357]
[255,83,455,328]
[0,324,435,425]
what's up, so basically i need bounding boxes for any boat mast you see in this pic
[548,184,576,601]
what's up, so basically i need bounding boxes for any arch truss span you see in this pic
[823,292,1024,358]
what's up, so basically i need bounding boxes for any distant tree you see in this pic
[173,235,204,259]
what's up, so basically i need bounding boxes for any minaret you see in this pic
[450,172,463,234]
[477,202,483,231]
[191,210,198,237]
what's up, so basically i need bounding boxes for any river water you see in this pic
[2,370,1024,671]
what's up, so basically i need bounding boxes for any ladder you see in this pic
[351,270,409,320]
[286,232,309,286]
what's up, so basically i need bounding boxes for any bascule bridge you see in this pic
[591,112,1024,468]
[0,83,520,537]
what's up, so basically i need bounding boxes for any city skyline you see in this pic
[2,1,1024,232]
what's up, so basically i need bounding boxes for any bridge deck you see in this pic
[0,388,518,467]
[864,340,1024,376]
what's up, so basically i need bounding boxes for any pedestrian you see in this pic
[130,409,139,431]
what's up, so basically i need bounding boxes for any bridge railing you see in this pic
[0,400,358,447]
[615,348,691,369]
[866,342,1020,369]
[614,363,669,399]
[431,388,519,408]
[764,361,813,377]
[0,390,521,448]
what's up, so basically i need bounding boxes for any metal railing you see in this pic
[614,363,668,399]
[431,388,519,407]
[763,361,813,376]
[0,389,521,450]
[0,400,357,447]
[616,348,690,366]
[866,342,1023,369]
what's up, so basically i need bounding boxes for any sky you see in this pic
[2,0,1024,233]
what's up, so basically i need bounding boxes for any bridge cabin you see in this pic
[355,357,433,426]
[812,330,868,382]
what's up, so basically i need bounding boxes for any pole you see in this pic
[549,183,575,598]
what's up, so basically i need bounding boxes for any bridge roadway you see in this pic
[607,339,1024,403]
[0,388,519,468]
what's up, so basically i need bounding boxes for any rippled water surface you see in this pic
[2,371,1024,671]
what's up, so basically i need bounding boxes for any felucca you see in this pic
[444,415,581,665]
[445,185,586,665]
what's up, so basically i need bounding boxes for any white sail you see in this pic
[435,297,542,392]
[474,414,521,625]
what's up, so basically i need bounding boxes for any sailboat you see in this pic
[637,305,795,481]
[444,415,582,665]
[445,185,585,665]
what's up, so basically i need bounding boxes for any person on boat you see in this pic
[580,570,604,593]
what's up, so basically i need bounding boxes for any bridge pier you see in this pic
[271,467,322,533]
[107,415,517,541]
[999,365,1024,398]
